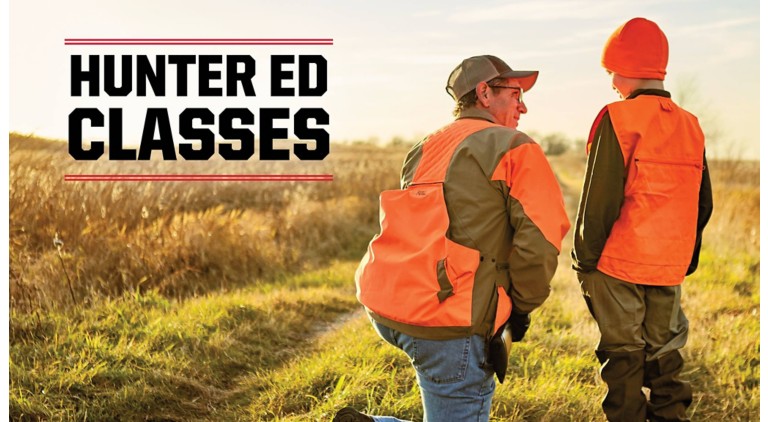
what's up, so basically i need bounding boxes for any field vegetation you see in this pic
[9,133,759,420]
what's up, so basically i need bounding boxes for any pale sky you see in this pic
[9,0,760,159]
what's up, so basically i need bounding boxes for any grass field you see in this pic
[9,133,759,420]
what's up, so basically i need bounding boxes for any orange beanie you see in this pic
[602,17,668,80]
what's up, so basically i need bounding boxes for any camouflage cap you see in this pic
[446,55,539,101]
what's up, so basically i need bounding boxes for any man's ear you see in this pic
[477,82,491,108]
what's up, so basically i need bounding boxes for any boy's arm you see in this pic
[686,152,713,275]
[571,111,625,272]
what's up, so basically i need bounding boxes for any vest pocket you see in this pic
[435,259,454,303]
[602,156,702,273]
[631,157,702,198]
[443,237,480,291]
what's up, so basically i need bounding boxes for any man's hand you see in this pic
[508,311,531,342]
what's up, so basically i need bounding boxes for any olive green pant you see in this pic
[578,270,692,422]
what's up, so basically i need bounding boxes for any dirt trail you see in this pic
[309,306,366,341]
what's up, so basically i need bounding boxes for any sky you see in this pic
[9,0,760,159]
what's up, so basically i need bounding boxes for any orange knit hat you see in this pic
[602,17,668,80]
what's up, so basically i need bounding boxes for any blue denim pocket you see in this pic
[411,336,471,384]
[371,319,398,347]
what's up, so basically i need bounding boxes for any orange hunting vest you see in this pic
[355,119,513,336]
[596,96,705,285]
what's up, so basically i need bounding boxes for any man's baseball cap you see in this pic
[602,17,668,80]
[446,55,539,101]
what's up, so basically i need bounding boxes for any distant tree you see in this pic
[388,136,407,147]
[573,138,587,154]
[540,133,570,156]
[352,136,381,146]
[673,76,737,159]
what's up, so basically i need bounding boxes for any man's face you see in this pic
[486,78,527,129]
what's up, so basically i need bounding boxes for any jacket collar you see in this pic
[457,107,498,124]
[627,89,671,99]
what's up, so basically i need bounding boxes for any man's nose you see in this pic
[518,101,528,114]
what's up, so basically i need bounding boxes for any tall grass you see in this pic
[10,133,405,310]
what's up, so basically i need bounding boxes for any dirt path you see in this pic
[309,306,366,341]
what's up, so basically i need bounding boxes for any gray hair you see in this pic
[452,77,506,117]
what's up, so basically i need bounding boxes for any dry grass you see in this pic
[10,133,406,311]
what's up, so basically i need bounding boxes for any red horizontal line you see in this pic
[64,174,334,182]
[65,43,332,46]
[65,174,333,177]
[65,38,333,46]
[65,38,333,41]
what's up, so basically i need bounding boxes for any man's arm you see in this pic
[491,140,571,314]
[571,111,625,272]
[400,139,424,189]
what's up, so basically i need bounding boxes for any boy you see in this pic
[572,17,713,422]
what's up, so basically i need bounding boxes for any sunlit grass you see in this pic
[9,135,758,420]
[10,271,358,420]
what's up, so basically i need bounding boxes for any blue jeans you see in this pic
[370,319,495,422]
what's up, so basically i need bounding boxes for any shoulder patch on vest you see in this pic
[490,143,571,251]
[413,119,497,184]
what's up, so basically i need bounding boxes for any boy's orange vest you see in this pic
[593,96,705,285]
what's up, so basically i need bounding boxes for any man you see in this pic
[337,55,570,421]
[572,18,713,422]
